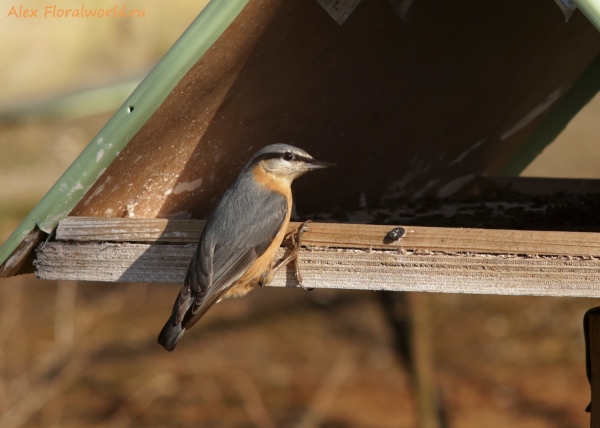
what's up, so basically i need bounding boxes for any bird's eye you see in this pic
[282,152,295,161]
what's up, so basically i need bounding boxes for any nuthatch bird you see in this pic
[158,144,334,351]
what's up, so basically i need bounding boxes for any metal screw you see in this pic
[387,226,406,241]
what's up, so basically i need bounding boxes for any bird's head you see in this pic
[249,144,335,184]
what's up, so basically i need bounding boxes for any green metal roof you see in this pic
[576,0,600,29]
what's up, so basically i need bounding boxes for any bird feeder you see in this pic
[3,0,600,423]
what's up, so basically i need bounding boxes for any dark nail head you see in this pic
[387,227,406,241]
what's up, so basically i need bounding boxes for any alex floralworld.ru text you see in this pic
[7,5,146,18]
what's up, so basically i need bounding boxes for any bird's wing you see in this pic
[175,189,288,329]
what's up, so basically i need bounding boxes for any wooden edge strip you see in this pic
[0,228,45,277]
[34,242,600,297]
[55,216,600,257]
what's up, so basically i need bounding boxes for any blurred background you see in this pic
[1,0,600,426]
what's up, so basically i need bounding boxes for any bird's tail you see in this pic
[157,315,185,351]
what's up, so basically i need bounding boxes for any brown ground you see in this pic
[0,275,594,428]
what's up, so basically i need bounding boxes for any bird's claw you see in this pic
[291,220,311,249]
[275,221,313,291]
[293,220,313,291]
[297,280,314,292]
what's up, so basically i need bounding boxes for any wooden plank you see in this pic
[56,217,600,257]
[56,217,203,243]
[68,0,600,222]
[35,242,600,297]
[0,228,44,277]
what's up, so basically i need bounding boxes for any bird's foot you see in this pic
[272,220,313,290]
[291,220,311,249]
[292,221,313,291]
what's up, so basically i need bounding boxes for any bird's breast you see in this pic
[251,165,293,205]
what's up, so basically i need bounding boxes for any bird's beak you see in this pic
[306,160,336,170]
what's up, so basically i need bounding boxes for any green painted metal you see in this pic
[574,0,600,31]
[499,53,600,176]
[0,0,250,269]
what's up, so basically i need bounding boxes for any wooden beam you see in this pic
[56,217,203,244]
[0,228,44,277]
[36,217,600,296]
[57,217,600,256]
[35,241,600,297]
[34,240,600,296]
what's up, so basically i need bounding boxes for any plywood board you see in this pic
[70,0,600,220]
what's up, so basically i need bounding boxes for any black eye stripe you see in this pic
[292,154,315,163]
[254,152,314,163]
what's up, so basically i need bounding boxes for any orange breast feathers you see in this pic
[250,162,293,203]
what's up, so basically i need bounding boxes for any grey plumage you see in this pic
[158,144,319,351]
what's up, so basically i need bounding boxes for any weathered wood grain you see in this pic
[35,242,600,297]
[57,217,203,243]
[0,228,44,277]
[56,217,600,257]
